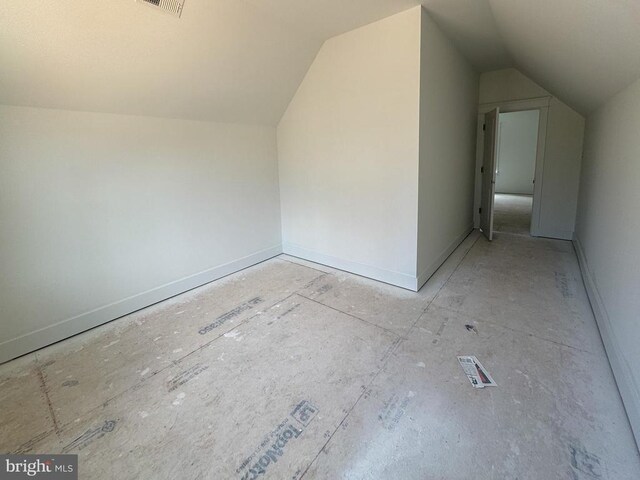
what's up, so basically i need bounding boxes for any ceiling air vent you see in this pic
[137,0,185,18]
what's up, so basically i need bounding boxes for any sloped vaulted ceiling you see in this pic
[1,0,639,124]
[0,0,426,124]
[420,0,640,115]
[0,0,323,124]
[487,0,640,114]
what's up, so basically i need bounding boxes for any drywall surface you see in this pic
[575,77,640,444]
[480,68,549,104]
[0,0,323,125]
[539,98,585,238]
[0,105,281,362]
[495,110,538,195]
[478,68,584,239]
[278,8,422,289]
[417,9,479,287]
[487,0,640,115]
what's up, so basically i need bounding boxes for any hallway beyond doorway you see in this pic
[494,193,533,235]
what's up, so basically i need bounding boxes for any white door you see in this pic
[480,108,500,241]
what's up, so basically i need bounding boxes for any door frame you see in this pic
[480,107,500,241]
[473,96,550,237]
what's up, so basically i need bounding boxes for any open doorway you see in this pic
[475,98,549,240]
[493,110,539,235]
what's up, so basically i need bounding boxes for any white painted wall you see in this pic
[574,77,640,444]
[480,68,550,104]
[417,9,479,287]
[540,98,585,238]
[495,110,538,195]
[0,105,281,363]
[278,8,422,289]
[476,68,585,240]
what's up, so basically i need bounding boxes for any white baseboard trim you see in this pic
[416,225,474,291]
[282,243,418,291]
[495,191,534,196]
[573,236,640,447]
[534,228,574,241]
[0,245,283,364]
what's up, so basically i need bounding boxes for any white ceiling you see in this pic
[488,0,640,114]
[0,0,323,124]
[1,0,639,123]
[243,0,420,41]
[420,0,512,72]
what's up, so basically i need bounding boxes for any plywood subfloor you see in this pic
[1,232,639,479]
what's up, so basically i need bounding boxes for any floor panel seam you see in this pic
[299,235,482,477]
[293,293,400,338]
[277,256,335,276]
[34,357,62,438]
[427,304,595,354]
[45,292,302,435]
[298,343,396,480]
[411,234,482,332]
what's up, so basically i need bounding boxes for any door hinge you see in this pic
[479,207,482,214]
[481,166,484,174]
[483,124,486,131]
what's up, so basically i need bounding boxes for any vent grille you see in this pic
[137,0,185,17]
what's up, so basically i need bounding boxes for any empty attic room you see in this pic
[2,0,640,478]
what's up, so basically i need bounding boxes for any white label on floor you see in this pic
[457,356,497,388]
